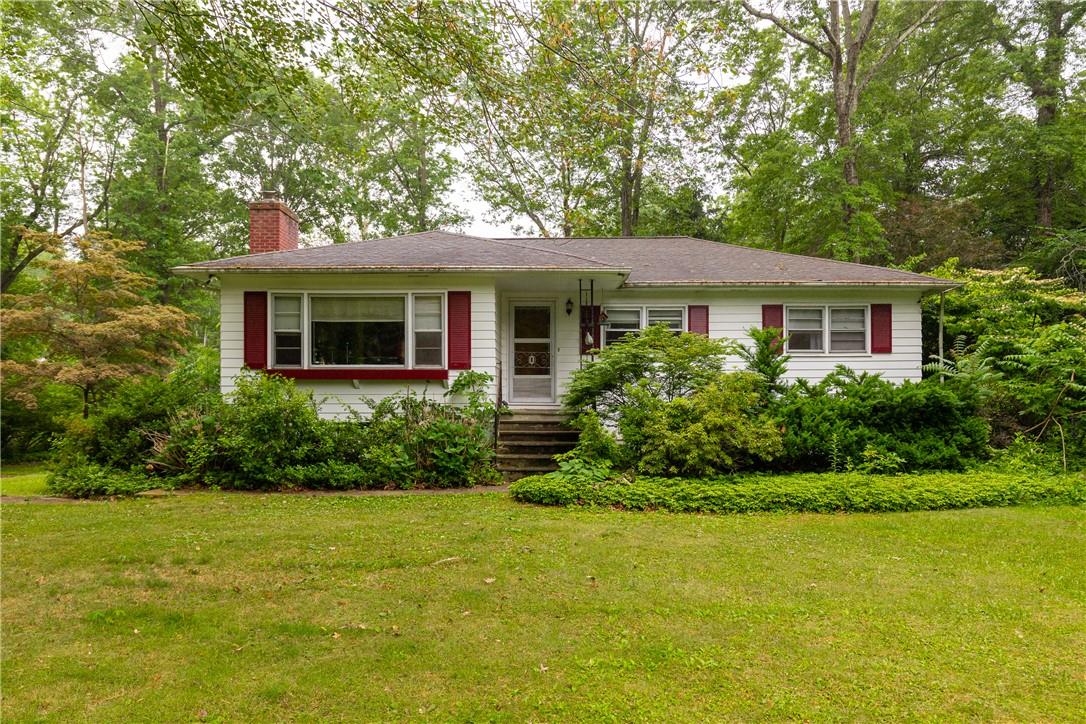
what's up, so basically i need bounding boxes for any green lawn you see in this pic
[0,463,49,497]
[2,493,1084,721]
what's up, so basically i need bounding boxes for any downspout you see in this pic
[938,290,946,384]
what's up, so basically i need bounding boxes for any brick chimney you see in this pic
[248,190,299,254]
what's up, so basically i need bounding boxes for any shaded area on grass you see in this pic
[2,493,1085,720]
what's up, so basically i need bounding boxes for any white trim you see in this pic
[270,293,303,368]
[785,304,871,355]
[600,304,687,347]
[264,290,448,370]
[506,299,556,404]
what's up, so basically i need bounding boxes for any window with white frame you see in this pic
[602,306,685,345]
[272,295,303,366]
[785,307,824,352]
[603,308,642,345]
[412,295,444,367]
[268,293,445,368]
[785,305,868,354]
[829,307,867,352]
[311,296,406,366]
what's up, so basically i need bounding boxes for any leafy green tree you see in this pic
[735,0,946,260]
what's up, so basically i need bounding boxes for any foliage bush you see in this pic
[46,461,164,498]
[561,326,777,475]
[510,471,1086,514]
[621,375,782,477]
[563,324,737,423]
[354,372,500,488]
[151,370,326,489]
[772,368,989,472]
[737,325,790,395]
[148,369,499,491]
[927,319,1086,468]
[52,347,220,472]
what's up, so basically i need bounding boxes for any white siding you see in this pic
[595,287,925,385]
[219,273,497,419]
[220,274,927,416]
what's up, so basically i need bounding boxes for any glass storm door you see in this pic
[511,304,554,402]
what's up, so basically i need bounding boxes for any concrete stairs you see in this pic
[496,409,577,481]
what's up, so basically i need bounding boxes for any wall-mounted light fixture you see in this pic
[565,298,574,316]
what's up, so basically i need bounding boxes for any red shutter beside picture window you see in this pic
[871,303,893,354]
[243,291,268,369]
[447,291,472,369]
[687,305,709,335]
[580,305,601,354]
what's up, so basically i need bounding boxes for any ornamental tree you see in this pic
[1,230,193,417]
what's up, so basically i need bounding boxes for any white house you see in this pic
[175,194,956,418]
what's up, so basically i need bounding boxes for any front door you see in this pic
[510,303,554,403]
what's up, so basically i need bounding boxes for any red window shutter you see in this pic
[762,304,784,330]
[447,291,471,369]
[243,291,268,369]
[871,303,892,354]
[687,305,709,335]
[761,304,785,356]
[580,305,601,354]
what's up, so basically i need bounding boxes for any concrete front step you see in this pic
[496,409,576,481]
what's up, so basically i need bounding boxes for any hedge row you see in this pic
[508,472,1086,514]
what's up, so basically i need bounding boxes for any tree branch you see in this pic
[859,0,944,93]
[740,1,832,60]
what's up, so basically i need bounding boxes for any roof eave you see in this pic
[172,265,630,276]
[621,279,960,291]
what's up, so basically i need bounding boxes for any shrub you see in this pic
[281,461,374,489]
[564,410,623,464]
[773,368,989,472]
[737,326,790,395]
[510,471,1086,514]
[46,461,164,498]
[358,372,499,488]
[153,371,327,489]
[623,374,782,477]
[932,320,1086,468]
[563,324,737,423]
[51,347,220,472]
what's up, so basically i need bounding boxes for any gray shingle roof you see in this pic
[174,230,954,288]
[504,237,950,287]
[175,231,621,273]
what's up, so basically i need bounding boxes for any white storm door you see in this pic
[510,304,554,403]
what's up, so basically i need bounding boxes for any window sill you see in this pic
[266,368,449,381]
[786,352,873,357]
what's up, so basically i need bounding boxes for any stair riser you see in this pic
[499,446,573,457]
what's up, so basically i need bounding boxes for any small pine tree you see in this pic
[738,326,790,395]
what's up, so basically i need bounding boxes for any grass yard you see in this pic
[2,492,1084,721]
[0,463,49,497]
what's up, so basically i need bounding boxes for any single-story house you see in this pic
[175,193,956,418]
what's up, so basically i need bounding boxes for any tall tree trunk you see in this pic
[997,1,1086,229]
[741,0,943,252]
